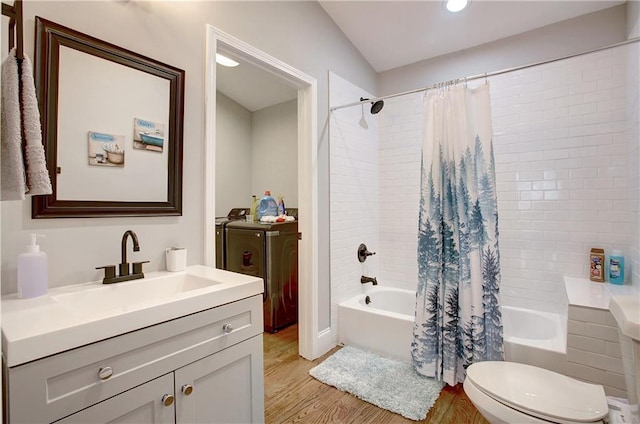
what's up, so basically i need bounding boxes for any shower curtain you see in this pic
[411,83,503,386]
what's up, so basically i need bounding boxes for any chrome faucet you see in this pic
[361,275,378,285]
[96,230,148,284]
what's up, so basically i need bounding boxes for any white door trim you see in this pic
[204,25,320,360]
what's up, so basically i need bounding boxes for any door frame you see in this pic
[204,25,320,360]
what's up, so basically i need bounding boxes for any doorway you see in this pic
[204,25,319,360]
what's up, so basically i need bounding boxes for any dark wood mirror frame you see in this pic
[32,17,185,218]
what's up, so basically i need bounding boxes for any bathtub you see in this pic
[503,306,568,374]
[338,286,415,363]
[337,287,568,372]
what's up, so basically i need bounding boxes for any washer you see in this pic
[225,219,299,333]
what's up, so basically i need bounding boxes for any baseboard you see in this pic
[315,327,335,358]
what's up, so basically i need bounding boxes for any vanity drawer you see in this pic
[6,294,262,424]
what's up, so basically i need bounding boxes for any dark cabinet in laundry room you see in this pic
[225,220,298,333]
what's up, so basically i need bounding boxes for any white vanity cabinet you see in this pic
[175,335,263,423]
[57,373,176,424]
[3,294,265,424]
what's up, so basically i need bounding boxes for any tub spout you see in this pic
[361,275,377,285]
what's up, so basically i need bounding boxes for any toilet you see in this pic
[464,294,640,424]
[464,361,609,423]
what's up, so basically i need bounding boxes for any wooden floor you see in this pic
[263,324,489,424]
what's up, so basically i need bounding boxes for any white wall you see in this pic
[329,72,379,339]
[216,96,297,217]
[1,2,378,336]
[216,92,252,217]
[628,42,640,290]
[627,1,640,39]
[251,100,298,208]
[379,6,627,97]
[627,0,640,291]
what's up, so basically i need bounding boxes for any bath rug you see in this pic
[309,346,444,421]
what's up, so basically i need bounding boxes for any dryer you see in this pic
[214,208,249,269]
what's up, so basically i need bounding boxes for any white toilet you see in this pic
[464,294,640,424]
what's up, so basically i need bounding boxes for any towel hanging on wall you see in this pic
[0,48,52,201]
[20,53,52,196]
[1,48,27,200]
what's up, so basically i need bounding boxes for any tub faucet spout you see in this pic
[361,275,377,285]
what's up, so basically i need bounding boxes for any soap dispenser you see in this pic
[17,234,48,298]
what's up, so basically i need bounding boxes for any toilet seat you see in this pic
[466,361,609,423]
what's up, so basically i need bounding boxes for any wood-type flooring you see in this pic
[263,324,489,424]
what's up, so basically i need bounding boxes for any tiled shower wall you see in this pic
[333,44,636,315]
[628,43,640,289]
[329,72,379,336]
[490,45,631,313]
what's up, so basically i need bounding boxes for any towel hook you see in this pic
[1,0,24,59]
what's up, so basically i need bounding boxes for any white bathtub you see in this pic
[338,286,415,363]
[337,287,568,372]
[503,306,568,373]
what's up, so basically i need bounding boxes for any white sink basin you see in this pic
[2,265,263,367]
[609,294,640,341]
[51,272,221,316]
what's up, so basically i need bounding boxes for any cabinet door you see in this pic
[57,374,175,424]
[175,335,264,424]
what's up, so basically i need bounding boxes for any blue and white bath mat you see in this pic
[309,346,444,421]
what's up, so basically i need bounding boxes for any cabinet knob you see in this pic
[181,384,194,395]
[98,366,113,381]
[222,323,233,334]
[162,394,174,407]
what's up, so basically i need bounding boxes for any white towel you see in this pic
[260,215,296,223]
[1,49,27,200]
[21,53,52,196]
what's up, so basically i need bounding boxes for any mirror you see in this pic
[32,17,185,218]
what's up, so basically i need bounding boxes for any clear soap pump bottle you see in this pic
[17,234,48,298]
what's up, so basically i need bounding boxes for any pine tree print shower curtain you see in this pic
[412,83,503,386]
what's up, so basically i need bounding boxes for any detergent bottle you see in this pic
[278,196,286,216]
[258,190,278,219]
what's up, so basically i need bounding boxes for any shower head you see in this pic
[360,97,384,114]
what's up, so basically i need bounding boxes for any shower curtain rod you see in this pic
[330,36,640,112]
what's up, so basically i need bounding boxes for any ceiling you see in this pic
[319,0,625,73]
[218,0,625,111]
[217,54,298,112]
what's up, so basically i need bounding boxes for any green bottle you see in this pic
[250,195,258,222]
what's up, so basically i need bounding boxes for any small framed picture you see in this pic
[88,131,125,167]
[133,118,165,153]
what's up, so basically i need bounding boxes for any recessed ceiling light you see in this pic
[445,0,469,13]
[216,53,239,68]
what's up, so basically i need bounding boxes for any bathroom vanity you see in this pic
[1,266,265,423]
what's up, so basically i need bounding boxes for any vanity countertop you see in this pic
[563,276,639,310]
[1,265,263,367]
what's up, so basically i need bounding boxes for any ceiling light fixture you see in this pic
[216,53,239,67]
[445,0,468,13]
